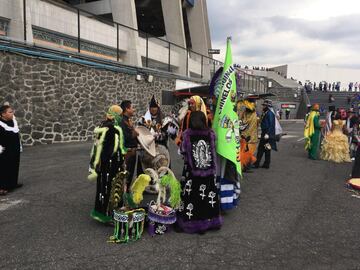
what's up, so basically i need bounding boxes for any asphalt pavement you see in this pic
[1,121,359,270]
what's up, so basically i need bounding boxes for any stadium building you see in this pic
[0,0,219,81]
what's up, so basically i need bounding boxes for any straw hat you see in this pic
[135,126,156,157]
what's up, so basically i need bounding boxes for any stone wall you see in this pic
[0,51,176,145]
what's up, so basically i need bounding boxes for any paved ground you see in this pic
[1,121,359,270]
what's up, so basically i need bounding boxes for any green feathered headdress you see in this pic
[158,167,181,209]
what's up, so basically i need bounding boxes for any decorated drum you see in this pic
[109,208,145,244]
[348,178,360,191]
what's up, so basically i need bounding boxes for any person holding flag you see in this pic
[212,37,242,210]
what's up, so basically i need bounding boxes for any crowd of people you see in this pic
[304,80,360,93]
[304,104,360,180]
[79,92,284,238]
[2,92,358,239]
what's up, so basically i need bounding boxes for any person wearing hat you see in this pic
[304,104,322,160]
[140,95,170,147]
[120,100,140,187]
[253,99,277,169]
[237,97,258,171]
[88,105,126,223]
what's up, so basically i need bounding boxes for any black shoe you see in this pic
[261,165,269,169]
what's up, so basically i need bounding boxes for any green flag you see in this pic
[212,37,241,175]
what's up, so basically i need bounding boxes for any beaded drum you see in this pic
[109,208,145,243]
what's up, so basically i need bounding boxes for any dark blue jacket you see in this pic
[260,109,277,151]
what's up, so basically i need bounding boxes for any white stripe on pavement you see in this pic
[0,199,26,211]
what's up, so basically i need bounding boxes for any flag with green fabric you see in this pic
[212,37,242,175]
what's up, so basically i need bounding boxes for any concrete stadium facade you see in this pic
[0,0,218,81]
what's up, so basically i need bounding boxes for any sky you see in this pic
[207,0,360,69]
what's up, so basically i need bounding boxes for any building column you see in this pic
[186,0,211,80]
[110,0,142,67]
[7,0,33,43]
[161,0,187,76]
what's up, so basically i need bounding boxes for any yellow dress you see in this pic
[320,120,351,163]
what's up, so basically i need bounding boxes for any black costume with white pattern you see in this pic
[0,118,21,190]
[177,128,222,233]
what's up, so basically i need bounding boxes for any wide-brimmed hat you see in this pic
[162,116,179,129]
[135,126,156,157]
[262,99,273,107]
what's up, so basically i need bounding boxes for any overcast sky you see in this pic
[207,0,360,69]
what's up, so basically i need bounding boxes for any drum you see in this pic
[147,201,176,236]
[348,178,360,191]
[109,208,145,243]
[140,144,170,171]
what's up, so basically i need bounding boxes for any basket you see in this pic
[146,167,180,236]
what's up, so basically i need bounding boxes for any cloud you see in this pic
[267,15,360,43]
[207,0,360,69]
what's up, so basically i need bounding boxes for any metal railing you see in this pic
[8,0,223,81]
[237,69,267,94]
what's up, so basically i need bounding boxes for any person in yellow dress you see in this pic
[320,119,351,163]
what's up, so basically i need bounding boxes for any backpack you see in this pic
[275,117,283,141]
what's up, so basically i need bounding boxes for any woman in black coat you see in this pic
[0,105,22,195]
[351,118,360,178]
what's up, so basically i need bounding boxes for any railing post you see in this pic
[247,74,250,91]
[186,49,189,77]
[23,0,26,42]
[146,32,149,67]
[168,43,171,72]
[77,9,80,53]
[201,55,203,79]
[116,23,119,61]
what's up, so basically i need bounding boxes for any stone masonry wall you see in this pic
[0,51,176,145]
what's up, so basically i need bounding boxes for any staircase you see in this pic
[306,91,360,116]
